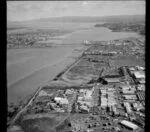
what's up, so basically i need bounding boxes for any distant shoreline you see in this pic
[7,46,54,50]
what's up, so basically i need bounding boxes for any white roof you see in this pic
[133,71,145,79]
[107,88,115,91]
[65,89,72,94]
[105,78,120,82]
[120,85,131,89]
[101,103,107,106]
[85,90,93,98]
[80,105,89,111]
[122,90,135,94]
[124,102,131,108]
[129,67,136,71]
[54,97,69,104]
[108,102,117,105]
[136,66,145,70]
[138,84,145,87]
[120,120,138,130]
[79,89,85,93]
[124,95,136,97]
[138,79,145,84]
[133,103,138,108]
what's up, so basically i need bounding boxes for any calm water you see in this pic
[7,26,140,105]
[7,45,79,105]
[63,27,140,44]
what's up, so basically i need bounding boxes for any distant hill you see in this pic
[7,21,27,29]
[24,15,145,22]
[7,15,145,28]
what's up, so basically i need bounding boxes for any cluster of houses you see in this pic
[27,88,77,113]
[83,51,118,56]
[7,33,51,48]
[106,40,132,46]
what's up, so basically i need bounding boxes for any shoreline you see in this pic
[7,26,141,50]
[7,44,87,104]
[7,43,84,50]
[7,47,86,126]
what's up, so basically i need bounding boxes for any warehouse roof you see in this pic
[122,90,135,94]
[129,67,136,71]
[120,85,131,89]
[136,66,145,71]
[137,92,145,101]
[138,78,145,84]
[124,95,137,100]
[120,120,139,130]
[133,71,145,79]
[104,78,120,83]
[54,97,69,104]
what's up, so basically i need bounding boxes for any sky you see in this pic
[7,1,145,21]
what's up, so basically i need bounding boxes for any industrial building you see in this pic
[136,92,145,101]
[124,102,132,113]
[103,78,120,84]
[133,71,145,79]
[122,89,135,94]
[120,120,139,130]
[123,95,137,100]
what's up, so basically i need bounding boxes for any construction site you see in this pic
[7,38,145,132]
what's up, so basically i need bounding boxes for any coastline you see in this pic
[7,46,86,126]
[7,44,87,105]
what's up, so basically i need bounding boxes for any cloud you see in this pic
[7,1,145,21]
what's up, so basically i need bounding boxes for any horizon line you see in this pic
[8,14,145,22]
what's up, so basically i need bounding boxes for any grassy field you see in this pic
[16,113,70,132]
[110,55,145,67]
